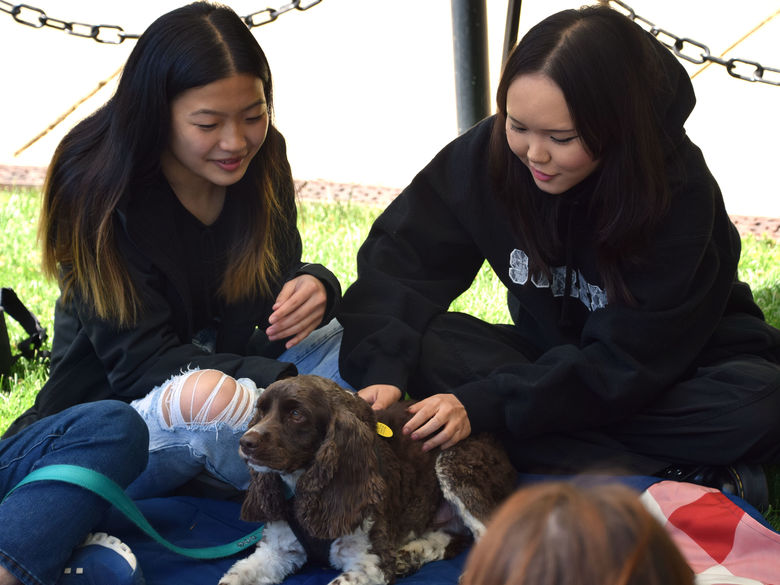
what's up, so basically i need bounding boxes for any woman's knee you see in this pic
[61,400,150,482]
[159,369,257,429]
[108,400,149,455]
[70,400,147,445]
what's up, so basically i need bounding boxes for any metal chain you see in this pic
[0,0,322,44]
[607,0,780,86]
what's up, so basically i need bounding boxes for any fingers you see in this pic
[358,385,402,410]
[357,387,379,405]
[271,280,295,312]
[269,309,324,348]
[266,276,327,347]
[269,275,326,321]
[404,394,471,451]
[359,391,471,449]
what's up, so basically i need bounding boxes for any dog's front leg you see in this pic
[327,520,392,585]
[220,522,306,585]
[395,530,461,577]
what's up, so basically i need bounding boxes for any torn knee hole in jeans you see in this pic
[160,369,257,429]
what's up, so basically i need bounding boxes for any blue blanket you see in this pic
[101,496,467,585]
[100,475,776,585]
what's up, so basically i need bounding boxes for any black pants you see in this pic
[407,313,780,475]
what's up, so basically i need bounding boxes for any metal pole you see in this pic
[451,0,490,135]
[503,0,523,66]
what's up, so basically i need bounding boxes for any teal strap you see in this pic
[4,464,264,559]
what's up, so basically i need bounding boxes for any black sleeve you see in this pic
[68,253,297,401]
[338,156,485,390]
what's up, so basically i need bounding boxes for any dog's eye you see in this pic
[289,409,305,423]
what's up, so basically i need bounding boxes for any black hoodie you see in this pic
[338,43,780,442]
[4,166,341,438]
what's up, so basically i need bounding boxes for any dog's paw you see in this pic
[329,576,357,585]
[219,568,253,585]
[219,557,284,585]
[328,570,390,585]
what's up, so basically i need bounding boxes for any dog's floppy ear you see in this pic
[294,399,384,539]
[241,469,288,523]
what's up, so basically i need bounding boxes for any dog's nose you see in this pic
[240,431,261,453]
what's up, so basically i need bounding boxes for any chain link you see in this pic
[3,0,775,86]
[0,0,322,44]
[607,0,780,86]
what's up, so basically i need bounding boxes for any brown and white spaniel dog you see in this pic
[219,374,516,585]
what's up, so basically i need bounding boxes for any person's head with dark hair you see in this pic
[461,481,695,585]
[41,2,291,325]
[111,1,275,178]
[489,4,692,304]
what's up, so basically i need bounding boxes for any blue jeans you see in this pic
[0,401,149,585]
[126,318,352,499]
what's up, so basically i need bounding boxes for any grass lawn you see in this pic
[1,187,779,528]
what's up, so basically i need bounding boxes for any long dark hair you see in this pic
[460,481,694,585]
[40,1,291,326]
[489,5,671,304]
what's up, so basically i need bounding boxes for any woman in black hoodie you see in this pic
[4,3,347,498]
[338,5,780,504]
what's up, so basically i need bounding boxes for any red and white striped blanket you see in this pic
[642,481,780,584]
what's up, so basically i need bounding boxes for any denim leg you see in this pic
[126,320,350,500]
[0,401,149,585]
[279,318,354,390]
[126,374,258,499]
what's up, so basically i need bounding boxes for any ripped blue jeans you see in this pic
[125,318,351,499]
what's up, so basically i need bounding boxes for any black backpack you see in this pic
[0,287,49,378]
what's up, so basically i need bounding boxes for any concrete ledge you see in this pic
[295,178,399,207]
[0,164,45,188]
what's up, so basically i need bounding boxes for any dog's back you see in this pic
[374,400,517,543]
[373,401,444,544]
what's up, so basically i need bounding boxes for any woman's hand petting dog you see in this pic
[219,374,517,585]
[404,394,471,451]
[357,386,472,451]
[357,383,402,411]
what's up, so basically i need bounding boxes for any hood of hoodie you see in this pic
[647,30,697,152]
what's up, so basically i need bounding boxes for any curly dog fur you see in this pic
[220,374,516,585]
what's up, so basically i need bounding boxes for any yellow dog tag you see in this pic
[376,422,393,438]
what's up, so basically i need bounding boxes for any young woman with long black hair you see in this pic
[4,2,348,497]
[338,5,780,505]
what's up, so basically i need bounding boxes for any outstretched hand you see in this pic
[404,394,471,451]
[266,275,327,349]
